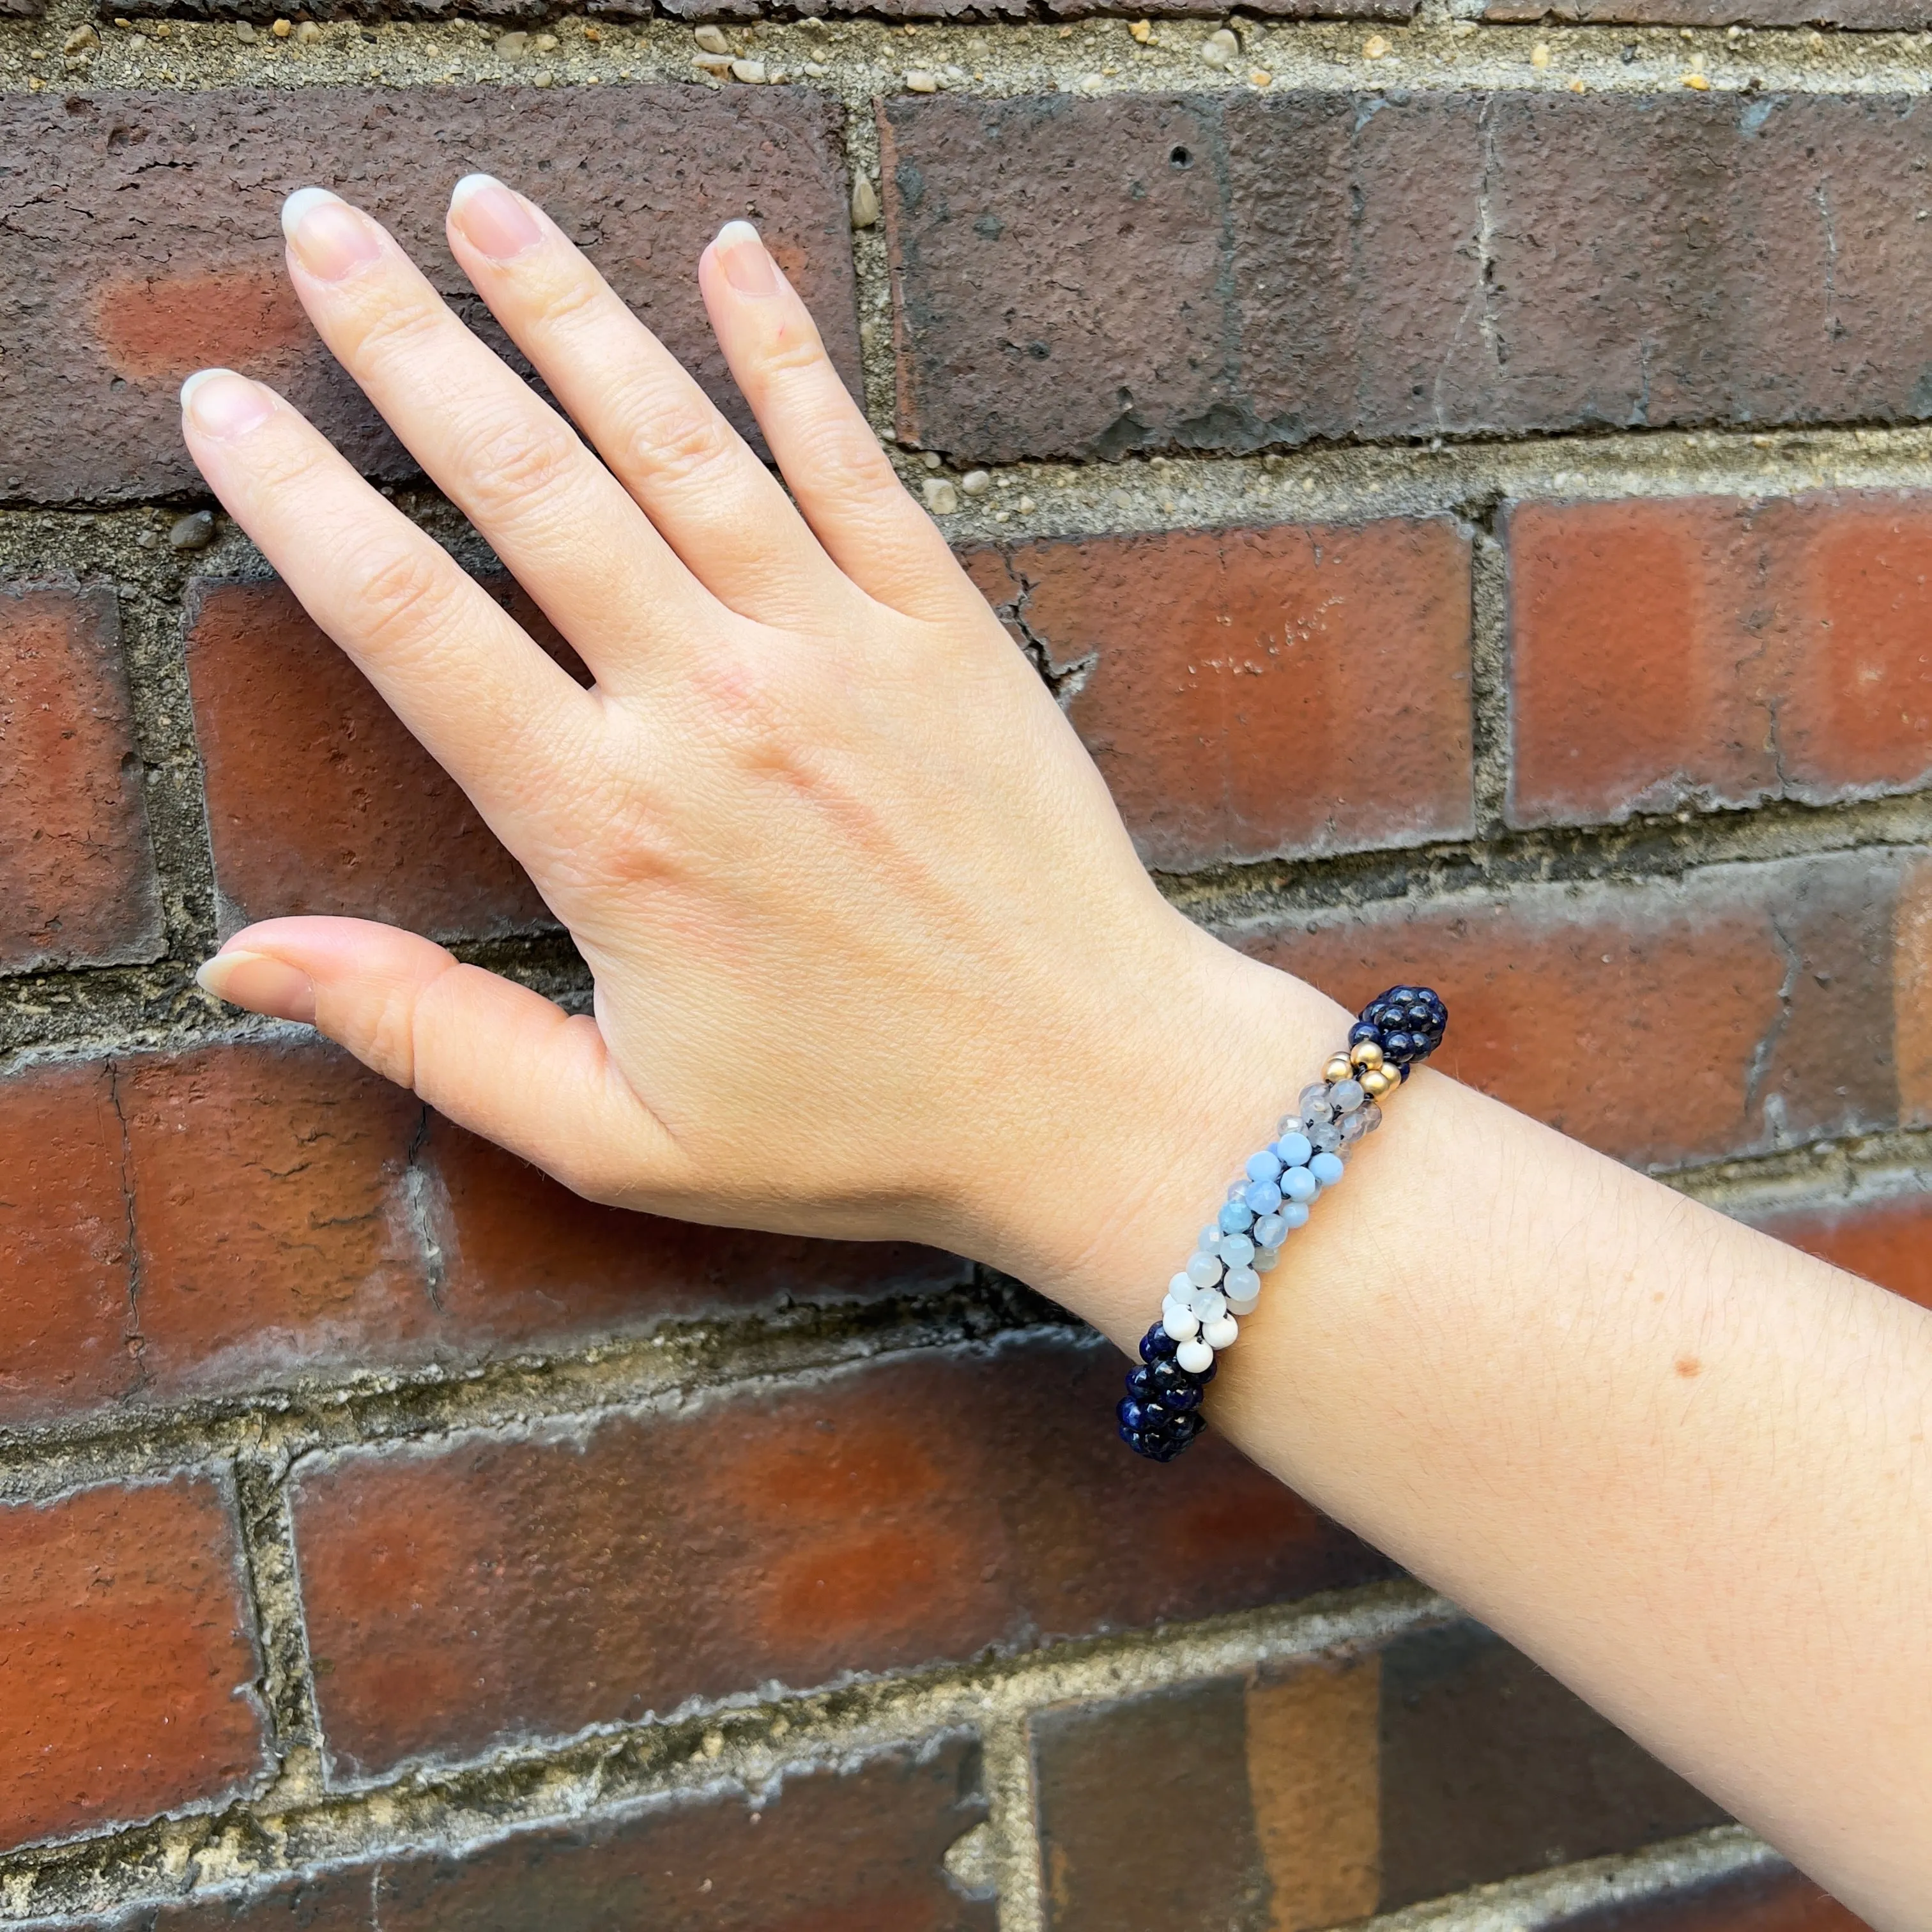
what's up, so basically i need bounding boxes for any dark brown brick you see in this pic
[1032,1626,1719,1932]
[0,1475,269,1854]
[1485,0,1922,26]
[1547,1866,1871,1932]
[1245,852,1904,1170]
[883,91,1932,463]
[0,583,159,972]
[120,1738,993,1931]
[963,519,1472,871]
[0,1058,139,1427]
[105,1039,963,1411]
[289,1333,1390,1782]
[1747,1190,1932,1312]
[186,576,582,939]
[1377,1623,1726,1910]
[0,89,859,503]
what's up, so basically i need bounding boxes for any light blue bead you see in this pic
[1243,1178,1283,1215]
[1252,1243,1282,1272]
[1245,1149,1283,1183]
[1253,1212,1288,1247]
[1282,1167,1318,1204]
[1218,1199,1254,1234]
[1219,1232,1255,1268]
[1186,1249,1224,1287]
[1273,1131,1312,1169]
[1310,1151,1345,1186]
[1276,1201,1310,1230]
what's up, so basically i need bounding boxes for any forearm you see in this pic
[995,930,1932,1928]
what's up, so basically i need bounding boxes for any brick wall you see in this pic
[0,4,1920,1925]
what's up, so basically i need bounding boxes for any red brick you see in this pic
[186,576,581,939]
[963,521,1472,871]
[0,89,859,503]
[1747,1191,1932,1312]
[1507,494,1932,829]
[1031,1623,1721,1932]
[289,1333,1390,1782]
[1243,852,1903,1170]
[1548,1866,1871,1932]
[1897,855,1932,1126]
[882,91,1932,463]
[0,1059,139,1427]
[0,583,159,972]
[105,1040,963,1411]
[0,1475,268,1854]
[124,1739,992,1931]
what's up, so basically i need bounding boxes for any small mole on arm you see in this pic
[1675,1356,1703,1379]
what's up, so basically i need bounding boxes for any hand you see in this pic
[185,178,1337,1310]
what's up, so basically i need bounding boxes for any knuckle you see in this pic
[353,543,459,656]
[615,397,737,496]
[755,324,830,384]
[450,412,583,514]
[347,293,449,377]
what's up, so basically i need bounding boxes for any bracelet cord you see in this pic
[1116,985,1448,1463]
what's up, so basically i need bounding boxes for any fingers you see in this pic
[279,188,719,691]
[196,918,677,1207]
[179,369,598,841]
[444,176,847,631]
[698,222,972,624]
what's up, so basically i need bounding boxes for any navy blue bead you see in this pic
[1149,1360,1203,1409]
[1140,1325,1179,1363]
[1126,1365,1157,1402]
[1117,1397,1148,1431]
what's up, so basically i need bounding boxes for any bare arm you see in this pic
[185,179,1932,1926]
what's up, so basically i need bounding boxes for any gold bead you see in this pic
[1322,1054,1353,1085]
[1359,1066,1394,1099]
[1349,1039,1385,1071]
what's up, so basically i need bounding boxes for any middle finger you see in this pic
[280,187,719,693]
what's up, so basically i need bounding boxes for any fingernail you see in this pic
[196,951,317,1025]
[180,369,275,440]
[714,220,779,298]
[281,185,382,282]
[448,173,544,264]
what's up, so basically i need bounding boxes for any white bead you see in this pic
[1225,1294,1260,1317]
[1176,1338,1215,1374]
[1223,1265,1260,1299]
[1169,1271,1196,1301]
[1191,1287,1227,1322]
[1162,1302,1200,1341]
[1186,1250,1224,1288]
[1202,1314,1239,1349]
[1218,1232,1255,1268]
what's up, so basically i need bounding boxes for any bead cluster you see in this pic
[1117,986,1448,1462]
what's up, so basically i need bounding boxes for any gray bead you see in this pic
[1299,1083,1334,1126]
[1329,1078,1365,1114]
[1309,1122,1344,1155]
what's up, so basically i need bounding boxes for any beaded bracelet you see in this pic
[1117,986,1448,1462]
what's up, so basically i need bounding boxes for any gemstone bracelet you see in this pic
[1117,986,1449,1462]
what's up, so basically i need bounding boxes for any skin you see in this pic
[185,177,1932,1924]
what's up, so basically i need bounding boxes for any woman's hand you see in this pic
[185,178,1341,1314]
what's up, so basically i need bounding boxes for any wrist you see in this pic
[970,911,1350,1346]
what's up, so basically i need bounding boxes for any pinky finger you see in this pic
[196,917,673,1207]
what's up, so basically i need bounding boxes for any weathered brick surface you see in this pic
[0,1476,268,1855]
[1485,0,1922,24]
[114,1739,993,1930]
[1031,1622,1721,1931]
[963,519,1472,870]
[187,576,581,939]
[883,91,1932,462]
[1895,855,1932,1125]
[0,583,159,972]
[1245,852,1906,1170]
[289,1333,1390,1782]
[1747,1190,1932,1311]
[99,1039,965,1411]
[0,1059,138,1427]
[0,89,860,503]
[1549,1867,1871,1931]
[1507,494,1932,829]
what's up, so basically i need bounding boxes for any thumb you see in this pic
[195,916,671,1206]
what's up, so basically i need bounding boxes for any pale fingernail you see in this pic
[448,173,543,264]
[281,185,381,282]
[180,369,275,440]
[714,220,779,298]
[196,951,318,1025]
